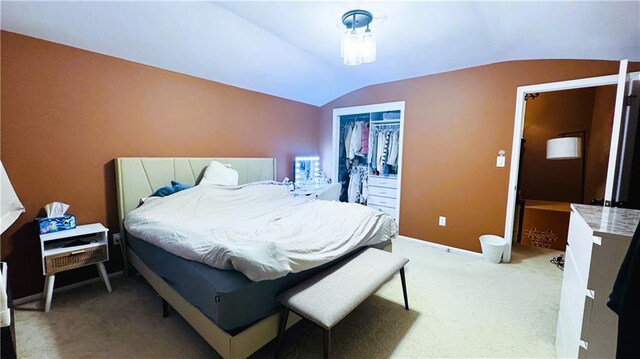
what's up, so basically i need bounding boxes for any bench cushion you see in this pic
[276,248,408,329]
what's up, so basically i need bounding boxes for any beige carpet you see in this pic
[15,238,563,358]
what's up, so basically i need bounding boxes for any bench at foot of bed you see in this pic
[275,248,409,359]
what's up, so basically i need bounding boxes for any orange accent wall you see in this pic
[1,31,320,297]
[319,60,640,254]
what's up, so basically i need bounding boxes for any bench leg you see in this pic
[275,307,289,359]
[162,298,170,318]
[400,267,409,310]
[323,328,331,359]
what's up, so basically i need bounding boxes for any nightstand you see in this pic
[39,223,112,312]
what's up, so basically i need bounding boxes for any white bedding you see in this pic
[124,183,397,281]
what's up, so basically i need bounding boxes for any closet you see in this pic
[332,102,405,220]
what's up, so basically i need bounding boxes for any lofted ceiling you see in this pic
[2,1,639,106]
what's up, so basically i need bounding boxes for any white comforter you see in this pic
[124,183,397,281]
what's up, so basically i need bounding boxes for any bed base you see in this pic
[127,247,301,359]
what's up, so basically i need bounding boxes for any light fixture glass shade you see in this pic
[340,9,376,66]
[546,137,582,160]
[343,30,362,66]
[340,29,349,58]
[361,29,376,63]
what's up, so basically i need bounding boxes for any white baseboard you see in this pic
[397,235,483,258]
[13,271,124,306]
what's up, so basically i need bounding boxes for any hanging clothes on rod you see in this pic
[379,131,391,175]
[375,131,385,171]
[344,122,353,160]
[348,121,363,160]
[387,130,399,166]
[361,122,369,156]
[347,166,368,204]
[369,123,400,175]
[361,174,369,204]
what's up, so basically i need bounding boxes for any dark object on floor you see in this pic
[608,221,640,358]
[0,325,16,359]
[551,254,565,270]
[1,270,16,359]
[162,298,171,318]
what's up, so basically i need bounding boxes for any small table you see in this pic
[39,223,111,312]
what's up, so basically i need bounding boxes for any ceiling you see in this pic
[2,1,639,106]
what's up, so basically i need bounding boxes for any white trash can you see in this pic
[479,235,507,263]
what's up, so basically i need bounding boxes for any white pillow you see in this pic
[199,161,239,186]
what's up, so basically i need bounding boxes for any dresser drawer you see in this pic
[368,195,396,208]
[561,247,594,348]
[557,284,581,359]
[567,212,593,287]
[368,185,397,199]
[368,176,397,189]
[368,203,398,219]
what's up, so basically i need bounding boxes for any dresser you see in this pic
[367,175,399,220]
[556,204,640,358]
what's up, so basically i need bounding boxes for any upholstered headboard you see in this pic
[115,157,276,237]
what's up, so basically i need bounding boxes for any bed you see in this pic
[115,157,395,358]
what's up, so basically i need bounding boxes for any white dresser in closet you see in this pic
[556,204,640,359]
[367,176,399,220]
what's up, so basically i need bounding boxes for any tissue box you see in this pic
[36,214,76,235]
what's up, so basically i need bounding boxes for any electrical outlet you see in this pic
[439,216,446,226]
[113,233,121,246]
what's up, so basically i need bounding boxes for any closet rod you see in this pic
[341,115,370,121]
[371,120,400,126]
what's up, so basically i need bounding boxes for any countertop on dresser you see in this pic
[571,204,640,240]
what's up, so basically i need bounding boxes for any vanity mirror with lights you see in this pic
[293,156,331,197]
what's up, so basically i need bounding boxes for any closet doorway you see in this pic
[332,101,405,222]
[503,61,640,262]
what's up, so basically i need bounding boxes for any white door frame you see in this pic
[503,73,630,262]
[332,101,406,220]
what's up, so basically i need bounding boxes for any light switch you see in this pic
[496,150,506,167]
[439,216,446,226]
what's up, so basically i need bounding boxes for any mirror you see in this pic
[294,156,322,186]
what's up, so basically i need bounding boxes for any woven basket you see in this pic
[45,245,107,274]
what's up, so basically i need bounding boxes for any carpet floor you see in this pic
[15,238,563,358]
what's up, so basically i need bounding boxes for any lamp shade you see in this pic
[546,137,582,160]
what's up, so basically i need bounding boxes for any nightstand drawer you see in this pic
[45,245,107,274]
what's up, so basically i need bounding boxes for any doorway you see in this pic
[503,61,640,262]
[512,86,616,255]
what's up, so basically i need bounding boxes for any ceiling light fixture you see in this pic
[340,9,376,66]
